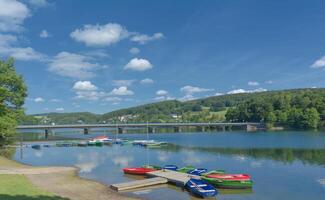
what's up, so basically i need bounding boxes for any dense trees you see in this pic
[0,59,27,145]
[225,89,324,129]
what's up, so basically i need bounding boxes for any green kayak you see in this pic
[202,177,253,189]
[142,165,162,170]
[177,166,195,173]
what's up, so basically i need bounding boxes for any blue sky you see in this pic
[1,0,325,114]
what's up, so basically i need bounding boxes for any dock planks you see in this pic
[111,177,168,191]
[147,169,201,185]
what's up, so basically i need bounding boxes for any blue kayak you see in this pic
[187,168,208,176]
[163,165,178,171]
[186,178,218,198]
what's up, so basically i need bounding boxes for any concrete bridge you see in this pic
[17,122,264,138]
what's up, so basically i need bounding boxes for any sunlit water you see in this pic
[12,131,325,200]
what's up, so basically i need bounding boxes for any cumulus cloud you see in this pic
[0,0,30,32]
[112,79,135,87]
[156,90,168,96]
[0,34,46,61]
[265,80,274,84]
[34,97,44,102]
[227,88,267,94]
[124,58,153,71]
[140,78,154,84]
[215,92,224,96]
[248,81,259,86]
[130,32,164,44]
[39,29,50,38]
[311,55,325,69]
[49,51,101,79]
[70,23,129,47]
[109,86,134,96]
[129,47,140,54]
[179,94,196,101]
[180,85,213,95]
[73,81,98,91]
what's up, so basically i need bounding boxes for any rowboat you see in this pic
[202,177,253,189]
[123,167,158,175]
[177,166,195,173]
[206,174,251,181]
[31,144,41,150]
[142,165,162,170]
[77,141,88,147]
[186,178,218,198]
[187,168,208,176]
[163,165,178,171]
[132,140,155,146]
[201,170,226,176]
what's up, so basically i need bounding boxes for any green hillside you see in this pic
[20,88,325,129]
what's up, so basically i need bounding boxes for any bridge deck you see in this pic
[110,177,167,191]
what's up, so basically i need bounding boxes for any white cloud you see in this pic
[130,32,164,44]
[55,107,64,112]
[49,98,61,102]
[180,85,213,95]
[0,34,46,61]
[227,88,267,94]
[215,92,224,96]
[124,57,153,71]
[129,47,140,54]
[311,55,325,69]
[179,94,196,101]
[156,90,168,96]
[0,0,30,32]
[29,0,49,8]
[49,51,100,79]
[70,23,129,47]
[39,29,50,38]
[73,81,98,91]
[112,79,135,87]
[265,80,274,84]
[83,49,110,58]
[104,97,122,102]
[34,97,44,102]
[248,81,259,86]
[140,78,154,84]
[109,86,134,96]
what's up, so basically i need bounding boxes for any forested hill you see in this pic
[20,88,325,129]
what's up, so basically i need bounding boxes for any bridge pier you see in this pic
[45,129,49,139]
[196,126,205,132]
[118,127,127,134]
[222,125,226,132]
[148,127,156,133]
[84,128,89,135]
[174,127,181,133]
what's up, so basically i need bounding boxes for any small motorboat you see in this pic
[186,178,218,198]
[163,165,178,171]
[187,168,208,176]
[123,167,158,175]
[132,140,155,146]
[177,166,195,173]
[206,174,251,181]
[77,141,88,147]
[92,135,111,142]
[202,177,253,189]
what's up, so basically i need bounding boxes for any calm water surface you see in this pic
[13,131,325,200]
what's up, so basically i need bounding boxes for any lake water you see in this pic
[12,131,325,200]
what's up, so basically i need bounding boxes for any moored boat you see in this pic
[186,178,218,198]
[123,167,158,175]
[201,170,226,176]
[31,144,41,150]
[177,166,195,173]
[206,174,251,181]
[187,168,208,176]
[202,177,253,189]
[163,165,178,171]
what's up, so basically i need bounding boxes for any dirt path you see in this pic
[0,157,139,200]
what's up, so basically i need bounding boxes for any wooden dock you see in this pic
[111,170,201,191]
[147,170,201,185]
[111,177,168,191]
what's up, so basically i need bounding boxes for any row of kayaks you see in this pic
[122,164,253,198]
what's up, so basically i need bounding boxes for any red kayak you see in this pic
[123,167,157,175]
[206,174,251,181]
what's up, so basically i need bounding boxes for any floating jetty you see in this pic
[111,169,200,191]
